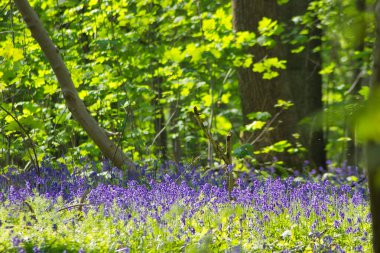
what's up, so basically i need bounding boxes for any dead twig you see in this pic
[193,106,234,198]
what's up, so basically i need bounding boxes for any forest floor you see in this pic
[0,161,371,252]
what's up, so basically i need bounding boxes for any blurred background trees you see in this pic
[0,0,375,175]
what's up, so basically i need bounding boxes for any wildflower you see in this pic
[33,246,41,253]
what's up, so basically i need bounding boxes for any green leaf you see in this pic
[163,47,185,63]
[221,93,231,104]
[252,62,266,73]
[43,84,58,95]
[347,176,359,182]
[233,144,253,158]
[245,120,266,131]
[258,17,278,36]
[319,62,335,75]
[20,116,44,130]
[359,86,370,100]
[235,31,256,48]
[185,43,204,63]
[263,71,279,79]
[277,0,289,5]
[247,111,272,121]
[253,57,286,80]
[291,46,305,53]
[275,100,294,109]
[202,94,212,107]
[203,19,216,32]
[215,115,232,134]
[263,140,291,153]
[337,137,351,142]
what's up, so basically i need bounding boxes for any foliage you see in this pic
[0,0,378,251]
[1,0,243,167]
[307,0,375,165]
[0,0,376,169]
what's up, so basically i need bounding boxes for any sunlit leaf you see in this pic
[258,17,278,36]
[202,94,212,107]
[275,100,294,109]
[245,121,266,131]
[216,115,232,133]
[43,84,58,95]
[319,62,335,75]
[253,57,286,79]
[291,46,305,53]
[359,86,370,100]
[247,111,272,121]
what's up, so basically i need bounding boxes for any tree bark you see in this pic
[232,1,303,168]
[279,1,326,169]
[170,101,182,163]
[232,0,326,169]
[346,0,366,167]
[152,77,168,160]
[14,0,138,177]
[367,1,380,252]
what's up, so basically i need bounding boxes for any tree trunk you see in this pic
[346,0,366,167]
[279,1,326,169]
[170,101,182,163]
[152,77,168,160]
[367,1,380,252]
[232,0,288,123]
[14,0,138,177]
[232,0,325,169]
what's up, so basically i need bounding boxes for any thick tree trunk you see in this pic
[279,1,326,169]
[232,0,326,169]
[346,0,366,167]
[368,1,380,252]
[232,1,304,168]
[14,0,138,177]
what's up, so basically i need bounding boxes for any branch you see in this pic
[193,107,235,198]
[148,108,177,151]
[248,108,285,145]
[193,106,229,163]
[344,70,365,96]
[226,131,232,164]
[14,0,138,177]
[0,104,40,174]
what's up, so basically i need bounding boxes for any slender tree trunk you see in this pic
[367,1,380,252]
[152,77,168,160]
[170,101,182,163]
[14,0,138,177]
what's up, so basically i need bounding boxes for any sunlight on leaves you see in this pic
[245,121,266,131]
[258,17,279,37]
[253,57,286,80]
